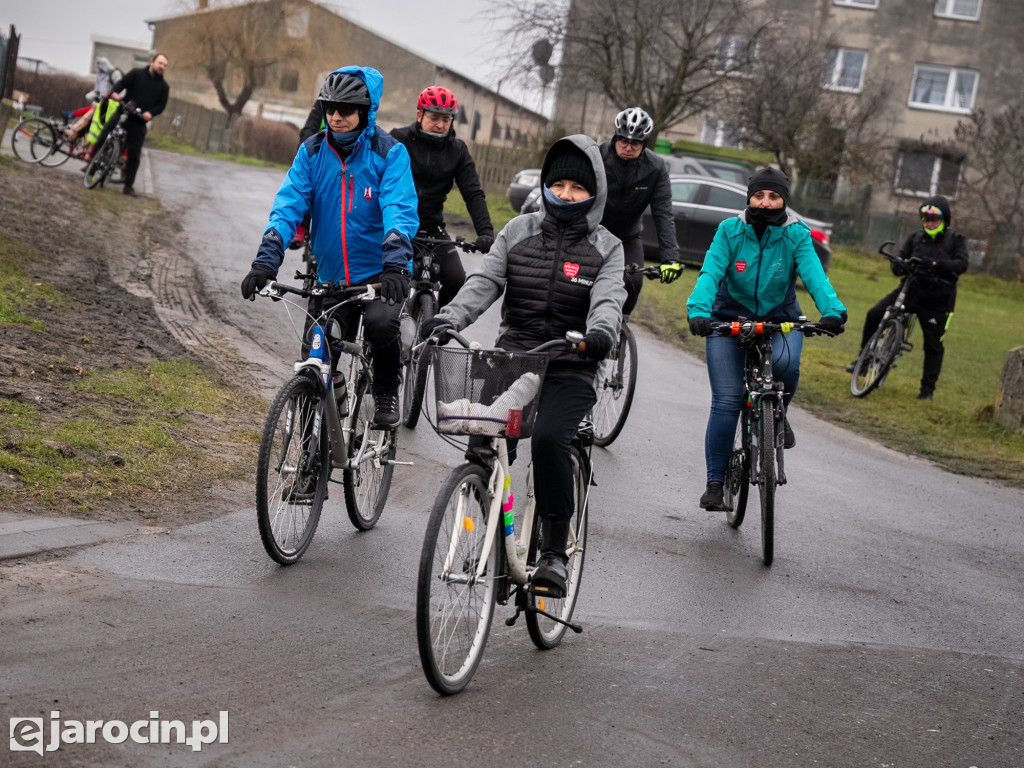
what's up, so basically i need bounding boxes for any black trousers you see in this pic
[122,119,147,190]
[301,288,403,391]
[470,368,596,523]
[861,288,951,392]
[420,226,466,309]
[620,234,645,315]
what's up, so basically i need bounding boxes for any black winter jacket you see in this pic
[111,68,169,123]
[599,143,679,263]
[389,124,493,237]
[895,228,969,310]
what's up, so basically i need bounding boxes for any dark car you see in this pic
[505,168,542,213]
[520,173,833,270]
[662,154,751,185]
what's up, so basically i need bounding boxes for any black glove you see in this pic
[379,266,410,305]
[475,234,494,254]
[688,316,713,337]
[818,315,845,336]
[241,265,276,301]
[419,316,454,342]
[581,330,613,360]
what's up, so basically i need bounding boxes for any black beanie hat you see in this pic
[747,167,790,208]
[545,146,596,195]
[920,195,951,226]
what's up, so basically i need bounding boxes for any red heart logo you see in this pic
[735,260,747,273]
[563,262,580,278]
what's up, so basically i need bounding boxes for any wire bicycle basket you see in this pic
[431,346,549,438]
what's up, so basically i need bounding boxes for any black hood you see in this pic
[922,195,951,226]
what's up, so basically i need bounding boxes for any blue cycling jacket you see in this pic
[256,66,418,284]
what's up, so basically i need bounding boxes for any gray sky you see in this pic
[3,1,523,100]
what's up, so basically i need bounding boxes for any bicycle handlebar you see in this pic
[412,235,479,253]
[878,240,955,284]
[624,264,664,280]
[421,327,584,355]
[259,280,379,302]
[710,319,838,338]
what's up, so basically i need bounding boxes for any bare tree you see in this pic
[943,106,1024,275]
[721,27,894,187]
[166,0,304,119]
[486,0,771,137]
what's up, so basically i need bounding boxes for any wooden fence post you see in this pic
[995,346,1024,430]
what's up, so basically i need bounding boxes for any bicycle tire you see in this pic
[401,292,436,429]
[724,412,749,528]
[343,372,396,530]
[592,323,638,447]
[526,444,589,649]
[255,374,329,565]
[35,126,72,167]
[758,399,777,567]
[84,136,117,189]
[11,118,51,163]
[416,463,498,695]
[851,317,903,398]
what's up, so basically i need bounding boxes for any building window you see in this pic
[280,70,299,93]
[714,35,755,76]
[833,0,878,8]
[285,8,309,37]
[822,48,867,92]
[934,0,981,20]
[894,149,962,198]
[909,65,977,112]
[701,118,743,148]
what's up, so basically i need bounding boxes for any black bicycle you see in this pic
[398,234,478,429]
[849,241,953,398]
[83,101,141,190]
[712,318,836,566]
[590,263,664,447]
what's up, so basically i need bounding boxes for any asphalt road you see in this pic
[2,148,1022,767]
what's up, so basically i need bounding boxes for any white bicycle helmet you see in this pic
[614,107,654,142]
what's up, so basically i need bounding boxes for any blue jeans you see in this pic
[704,331,803,482]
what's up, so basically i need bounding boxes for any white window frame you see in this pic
[714,35,755,77]
[833,0,878,8]
[701,118,744,149]
[893,150,962,199]
[908,64,978,113]
[934,0,982,21]
[823,48,867,92]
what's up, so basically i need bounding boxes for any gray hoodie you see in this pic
[436,134,626,355]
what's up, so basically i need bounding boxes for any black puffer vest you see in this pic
[498,215,605,366]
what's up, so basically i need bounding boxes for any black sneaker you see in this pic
[845,359,859,374]
[531,552,568,598]
[917,389,934,401]
[783,416,796,449]
[373,390,399,428]
[699,481,726,511]
[123,186,137,197]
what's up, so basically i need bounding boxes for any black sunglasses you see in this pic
[324,103,360,117]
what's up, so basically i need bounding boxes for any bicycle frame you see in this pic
[740,335,788,486]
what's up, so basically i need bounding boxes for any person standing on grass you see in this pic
[107,53,170,197]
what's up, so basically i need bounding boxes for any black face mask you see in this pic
[543,186,595,224]
[746,206,788,229]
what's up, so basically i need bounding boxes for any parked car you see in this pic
[520,173,833,270]
[662,154,751,185]
[505,168,542,213]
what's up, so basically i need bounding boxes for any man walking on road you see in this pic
[109,53,170,197]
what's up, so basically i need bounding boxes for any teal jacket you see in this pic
[686,212,846,322]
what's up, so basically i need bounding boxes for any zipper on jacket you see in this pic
[545,227,566,339]
[753,234,767,317]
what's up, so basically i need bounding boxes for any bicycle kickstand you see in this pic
[505,602,583,634]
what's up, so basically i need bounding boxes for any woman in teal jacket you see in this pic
[685,168,846,511]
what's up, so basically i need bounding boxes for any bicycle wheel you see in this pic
[343,372,396,530]
[851,317,903,398]
[416,463,498,695]
[255,374,329,565]
[84,136,117,189]
[37,130,73,167]
[591,323,638,447]
[758,399,777,567]
[107,149,126,185]
[11,118,51,163]
[401,292,436,429]
[724,413,750,529]
[526,445,589,649]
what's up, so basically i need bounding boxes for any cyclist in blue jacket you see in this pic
[241,66,419,427]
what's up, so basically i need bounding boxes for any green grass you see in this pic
[0,232,67,330]
[146,133,289,169]
[445,193,518,234]
[632,246,1024,485]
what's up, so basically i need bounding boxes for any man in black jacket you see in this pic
[600,106,683,313]
[109,53,170,197]
[847,195,969,400]
[390,86,494,307]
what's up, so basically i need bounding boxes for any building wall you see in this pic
[149,0,547,147]
[89,39,151,78]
